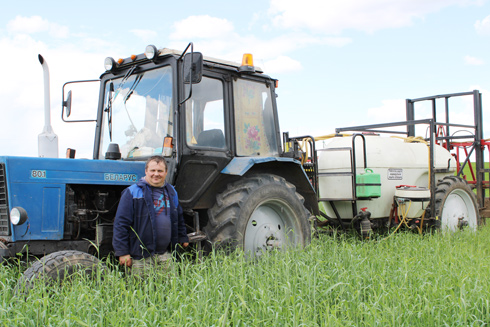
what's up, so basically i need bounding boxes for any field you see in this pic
[1,227,490,326]
[456,160,487,189]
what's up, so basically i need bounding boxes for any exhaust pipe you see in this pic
[38,54,58,158]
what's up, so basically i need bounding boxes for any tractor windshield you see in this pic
[99,66,173,159]
[234,79,279,156]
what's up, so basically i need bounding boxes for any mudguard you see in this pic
[221,157,319,215]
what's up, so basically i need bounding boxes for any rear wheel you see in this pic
[430,176,479,231]
[204,174,311,257]
[15,250,108,293]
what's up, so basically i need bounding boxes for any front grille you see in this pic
[0,164,10,236]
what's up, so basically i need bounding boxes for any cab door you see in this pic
[174,73,233,209]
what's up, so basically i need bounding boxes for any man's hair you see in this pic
[145,156,167,171]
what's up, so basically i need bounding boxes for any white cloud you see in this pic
[269,0,479,34]
[475,14,490,35]
[7,15,49,34]
[49,24,69,38]
[264,56,302,74]
[0,28,107,157]
[79,37,120,53]
[170,15,235,40]
[167,13,353,74]
[131,29,158,42]
[169,29,350,75]
[464,55,485,65]
[7,15,69,38]
[367,99,406,124]
[325,37,352,47]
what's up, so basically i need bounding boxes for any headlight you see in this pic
[104,57,117,72]
[144,45,158,60]
[10,207,28,226]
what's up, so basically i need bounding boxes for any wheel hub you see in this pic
[441,189,478,231]
[244,199,299,257]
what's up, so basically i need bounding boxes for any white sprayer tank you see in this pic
[318,135,456,219]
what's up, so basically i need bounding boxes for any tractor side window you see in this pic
[233,79,279,157]
[100,66,173,159]
[185,77,226,149]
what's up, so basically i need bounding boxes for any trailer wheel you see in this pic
[204,174,311,257]
[430,176,480,231]
[15,250,108,293]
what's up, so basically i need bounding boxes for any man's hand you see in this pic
[119,254,132,267]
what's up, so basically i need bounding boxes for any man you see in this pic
[113,156,189,273]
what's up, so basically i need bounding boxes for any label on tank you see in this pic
[387,168,403,180]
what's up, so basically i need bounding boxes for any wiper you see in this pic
[105,82,114,141]
[113,65,137,103]
[124,74,143,104]
[122,74,143,134]
[103,65,137,142]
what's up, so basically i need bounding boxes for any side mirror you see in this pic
[183,52,203,84]
[60,79,99,123]
[63,90,72,117]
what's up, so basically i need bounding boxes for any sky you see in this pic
[1,0,490,158]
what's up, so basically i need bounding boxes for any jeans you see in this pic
[131,252,173,277]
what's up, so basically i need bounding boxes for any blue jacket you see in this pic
[112,178,189,260]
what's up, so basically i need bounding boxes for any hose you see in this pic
[380,199,412,241]
[391,134,431,234]
[300,138,309,165]
[314,133,352,141]
[297,133,352,164]
[398,200,413,230]
[417,210,426,235]
[390,135,428,145]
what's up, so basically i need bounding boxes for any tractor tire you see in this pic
[204,174,311,257]
[15,250,108,293]
[429,176,480,231]
[0,242,7,264]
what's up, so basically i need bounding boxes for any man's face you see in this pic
[145,160,167,187]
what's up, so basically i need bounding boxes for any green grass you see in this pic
[459,162,489,197]
[2,228,490,326]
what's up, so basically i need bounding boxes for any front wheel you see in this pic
[204,174,311,257]
[0,242,7,263]
[15,250,108,293]
[429,176,480,231]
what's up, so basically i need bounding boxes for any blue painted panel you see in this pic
[9,182,63,241]
[221,157,302,176]
[2,157,145,185]
[0,156,146,241]
[42,187,61,234]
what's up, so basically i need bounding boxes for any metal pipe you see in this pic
[38,54,58,158]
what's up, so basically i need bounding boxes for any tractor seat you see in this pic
[197,129,225,148]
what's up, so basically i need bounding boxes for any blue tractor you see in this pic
[1,44,317,281]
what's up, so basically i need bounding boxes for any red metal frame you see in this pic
[451,140,490,189]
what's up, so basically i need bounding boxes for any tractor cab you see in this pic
[63,44,298,211]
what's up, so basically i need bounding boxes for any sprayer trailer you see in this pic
[285,90,486,236]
